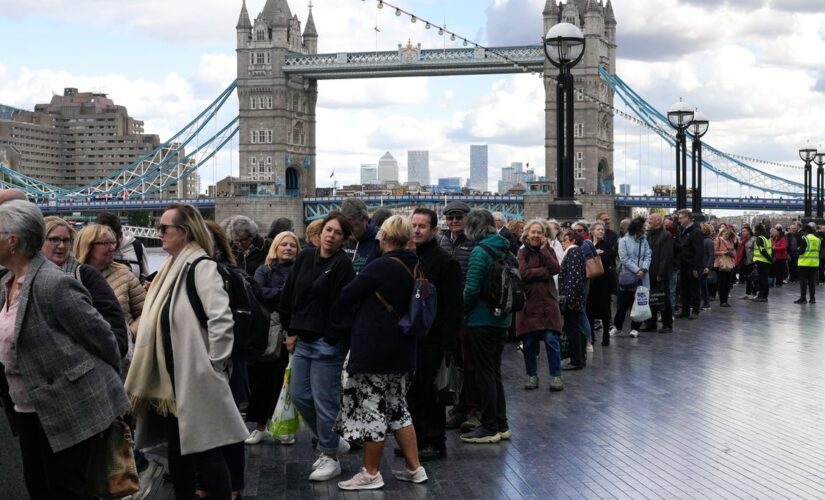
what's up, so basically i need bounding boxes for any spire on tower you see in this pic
[236,0,252,30]
[304,0,317,37]
[543,0,559,16]
[605,0,616,22]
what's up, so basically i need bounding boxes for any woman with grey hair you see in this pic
[459,209,512,444]
[0,200,129,499]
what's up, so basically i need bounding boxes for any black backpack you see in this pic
[479,244,526,317]
[186,256,270,361]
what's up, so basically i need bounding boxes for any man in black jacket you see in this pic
[642,213,674,333]
[676,209,704,318]
[402,208,463,460]
[229,215,269,276]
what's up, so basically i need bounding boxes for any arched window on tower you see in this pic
[292,122,304,145]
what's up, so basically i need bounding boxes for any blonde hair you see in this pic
[166,203,214,256]
[265,231,300,266]
[379,215,412,248]
[305,219,324,242]
[44,216,76,243]
[74,223,117,265]
[521,218,548,244]
[701,223,713,236]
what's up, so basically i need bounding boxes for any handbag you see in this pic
[718,254,734,271]
[617,239,644,290]
[86,417,139,499]
[434,355,462,406]
[258,311,286,362]
[585,255,605,279]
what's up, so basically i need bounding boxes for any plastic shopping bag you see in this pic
[434,355,462,406]
[630,286,652,323]
[268,354,301,444]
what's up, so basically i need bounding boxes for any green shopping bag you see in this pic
[268,354,301,443]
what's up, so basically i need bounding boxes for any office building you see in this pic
[620,183,631,195]
[438,177,462,191]
[407,150,430,186]
[0,88,197,197]
[360,164,378,184]
[378,152,399,183]
[470,144,488,192]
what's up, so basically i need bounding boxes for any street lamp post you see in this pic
[815,151,825,221]
[544,22,585,219]
[689,111,709,221]
[800,148,817,221]
[667,100,694,211]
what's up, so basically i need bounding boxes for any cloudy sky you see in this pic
[1,0,824,196]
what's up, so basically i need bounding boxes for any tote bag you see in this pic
[630,286,652,322]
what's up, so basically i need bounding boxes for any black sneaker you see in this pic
[811,299,816,304]
[794,298,807,304]
[418,446,446,461]
[658,326,673,333]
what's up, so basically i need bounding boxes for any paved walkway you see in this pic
[3,284,825,499]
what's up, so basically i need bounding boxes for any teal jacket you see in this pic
[463,233,513,329]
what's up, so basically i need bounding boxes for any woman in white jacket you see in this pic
[126,203,248,500]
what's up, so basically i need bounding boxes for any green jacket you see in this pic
[463,233,513,329]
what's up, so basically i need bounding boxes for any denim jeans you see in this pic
[670,270,679,311]
[521,330,561,377]
[290,338,346,454]
[577,309,592,343]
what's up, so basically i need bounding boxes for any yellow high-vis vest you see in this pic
[798,234,821,268]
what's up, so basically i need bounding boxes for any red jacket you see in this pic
[772,235,787,261]
[516,245,563,336]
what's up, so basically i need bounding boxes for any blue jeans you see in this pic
[521,330,562,377]
[290,338,346,454]
[670,271,679,311]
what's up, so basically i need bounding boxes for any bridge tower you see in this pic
[236,0,317,197]
[543,0,616,196]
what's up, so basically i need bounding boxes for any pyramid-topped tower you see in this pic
[236,0,317,195]
[544,0,617,195]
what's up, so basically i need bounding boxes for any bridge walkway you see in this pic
[3,285,823,498]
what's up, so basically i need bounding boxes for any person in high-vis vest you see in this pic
[795,223,821,304]
[752,224,773,302]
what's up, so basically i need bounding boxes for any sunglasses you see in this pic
[155,223,184,235]
[445,215,464,221]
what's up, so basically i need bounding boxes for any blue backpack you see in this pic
[375,257,438,338]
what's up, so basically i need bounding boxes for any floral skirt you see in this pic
[337,370,413,443]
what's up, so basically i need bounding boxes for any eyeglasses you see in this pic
[445,215,464,221]
[155,223,183,235]
[573,228,585,233]
[92,241,117,248]
[46,237,73,246]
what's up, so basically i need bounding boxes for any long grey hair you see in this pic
[464,209,497,242]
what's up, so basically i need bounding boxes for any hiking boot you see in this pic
[460,414,482,432]
[337,468,384,490]
[524,375,539,390]
[445,410,465,430]
[549,376,564,392]
[460,427,501,444]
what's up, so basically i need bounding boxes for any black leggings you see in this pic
[717,270,733,304]
[166,416,233,500]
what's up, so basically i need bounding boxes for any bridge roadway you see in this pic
[3,285,821,498]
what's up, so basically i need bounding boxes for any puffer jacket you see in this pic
[439,231,476,285]
[463,233,512,329]
[101,263,145,337]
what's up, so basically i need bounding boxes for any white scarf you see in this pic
[125,242,200,416]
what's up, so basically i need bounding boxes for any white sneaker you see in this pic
[276,435,296,445]
[309,455,342,481]
[609,326,620,337]
[392,465,428,484]
[586,343,594,353]
[244,429,272,445]
[312,452,325,470]
[135,460,164,500]
[338,468,385,490]
[629,330,639,338]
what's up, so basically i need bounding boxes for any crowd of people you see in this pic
[1,188,824,498]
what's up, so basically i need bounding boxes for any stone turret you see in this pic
[543,0,617,196]
[236,0,252,47]
[303,4,318,54]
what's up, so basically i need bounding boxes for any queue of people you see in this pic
[2,193,825,498]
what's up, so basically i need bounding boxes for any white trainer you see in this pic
[244,429,272,445]
[311,452,325,470]
[392,466,428,484]
[309,455,341,481]
[609,326,620,337]
[338,468,385,490]
[629,329,639,338]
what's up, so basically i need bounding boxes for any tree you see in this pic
[127,210,151,227]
